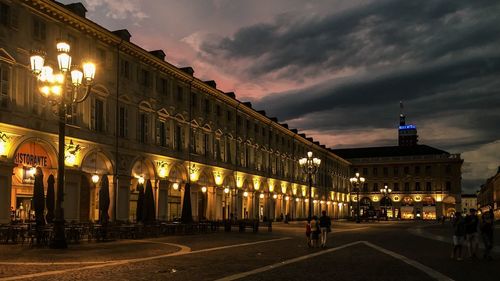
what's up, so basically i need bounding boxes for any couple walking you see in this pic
[306,211,332,248]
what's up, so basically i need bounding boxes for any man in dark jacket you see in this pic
[319,210,332,248]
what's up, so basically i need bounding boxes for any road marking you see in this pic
[0,237,291,280]
[215,241,364,281]
[363,241,455,281]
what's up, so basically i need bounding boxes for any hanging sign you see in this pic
[14,142,51,167]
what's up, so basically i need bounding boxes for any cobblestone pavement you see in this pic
[0,222,498,281]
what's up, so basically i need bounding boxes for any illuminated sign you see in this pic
[15,153,48,167]
[399,125,416,130]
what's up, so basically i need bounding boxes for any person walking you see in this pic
[319,210,332,248]
[451,212,466,261]
[305,220,312,247]
[481,209,494,260]
[310,216,320,248]
[465,208,480,259]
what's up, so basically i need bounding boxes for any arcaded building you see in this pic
[0,0,351,224]
[331,107,463,220]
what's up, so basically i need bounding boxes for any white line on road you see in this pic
[363,241,455,281]
[0,237,291,281]
[214,241,364,281]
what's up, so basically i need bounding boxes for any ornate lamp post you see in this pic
[380,184,392,220]
[30,42,96,248]
[350,172,365,223]
[299,151,321,221]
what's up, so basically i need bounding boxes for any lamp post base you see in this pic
[50,219,67,249]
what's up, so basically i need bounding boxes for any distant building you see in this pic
[331,105,463,220]
[461,194,477,214]
[477,167,500,220]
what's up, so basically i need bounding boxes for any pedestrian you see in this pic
[305,220,312,247]
[451,212,466,261]
[480,209,494,261]
[310,216,320,248]
[319,210,332,248]
[465,208,480,259]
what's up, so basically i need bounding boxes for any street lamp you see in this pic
[30,42,96,248]
[299,151,321,221]
[380,184,392,220]
[350,172,365,223]
[224,187,230,220]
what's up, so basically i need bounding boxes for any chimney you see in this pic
[257,110,267,117]
[64,3,87,18]
[242,102,252,108]
[291,129,298,133]
[204,80,217,88]
[270,117,278,122]
[280,123,289,129]
[149,50,166,61]
[112,29,132,42]
[180,67,194,76]
[225,92,236,99]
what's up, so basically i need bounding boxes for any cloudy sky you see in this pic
[61,0,500,192]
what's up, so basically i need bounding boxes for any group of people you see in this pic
[451,208,495,261]
[306,211,332,248]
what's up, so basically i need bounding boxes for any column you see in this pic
[63,168,83,221]
[116,175,131,221]
[157,179,168,221]
[0,163,14,223]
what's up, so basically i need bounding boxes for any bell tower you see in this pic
[398,101,418,146]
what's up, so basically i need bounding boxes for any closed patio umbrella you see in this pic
[181,183,193,223]
[45,174,55,223]
[136,183,144,223]
[143,179,156,223]
[33,167,45,227]
[99,175,110,225]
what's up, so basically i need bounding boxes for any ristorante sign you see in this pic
[14,142,51,167]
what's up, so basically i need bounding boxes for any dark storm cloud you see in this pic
[201,0,500,79]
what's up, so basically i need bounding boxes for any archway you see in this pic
[129,158,155,222]
[166,163,187,221]
[10,139,57,222]
[81,150,114,222]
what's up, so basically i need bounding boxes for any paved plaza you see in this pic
[0,221,498,281]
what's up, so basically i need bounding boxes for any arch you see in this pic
[380,196,392,206]
[129,157,156,179]
[196,168,215,186]
[443,196,456,204]
[119,94,133,103]
[9,136,58,167]
[139,101,154,112]
[167,162,188,182]
[222,174,236,189]
[360,197,372,206]
[242,179,253,191]
[80,149,114,175]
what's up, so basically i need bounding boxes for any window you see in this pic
[415,166,421,175]
[372,183,379,192]
[383,167,388,176]
[191,93,198,108]
[393,167,399,176]
[66,104,77,125]
[393,183,400,191]
[0,65,10,108]
[373,167,378,176]
[138,113,149,144]
[425,165,431,175]
[204,99,211,114]
[404,182,410,192]
[177,86,183,102]
[0,3,10,26]
[33,18,46,41]
[363,168,368,176]
[156,120,167,147]
[362,183,368,192]
[216,105,221,117]
[119,106,128,137]
[174,125,182,151]
[445,181,451,191]
[67,34,78,56]
[98,48,106,67]
[426,182,432,192]
[404,166,409,174]
[120,60,130,79]
[91,97,104,132]
[227,110,232,122]
[139,69,151,87]
[445,165,451,174]
[415,182,421,191]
